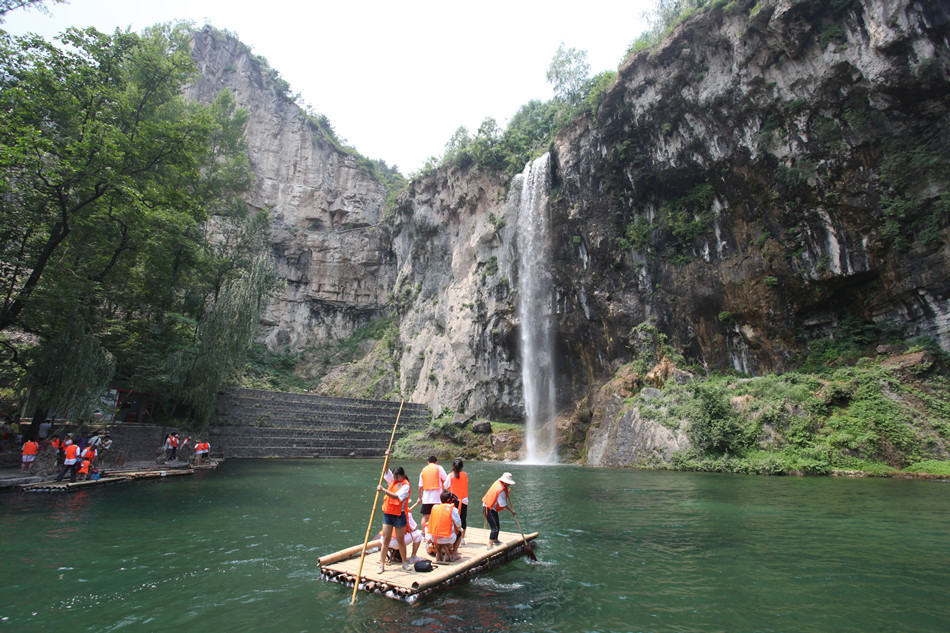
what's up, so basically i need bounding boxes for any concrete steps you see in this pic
[210,388,431,459]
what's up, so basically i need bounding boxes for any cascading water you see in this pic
[516,153,557,464]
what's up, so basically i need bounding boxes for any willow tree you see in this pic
[0,24,272,424]
[170,255,278,428]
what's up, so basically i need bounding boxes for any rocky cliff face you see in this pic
[186,27,395,354]
[187,1,950,465]
[551,0,950,386]
[390,0,949,417]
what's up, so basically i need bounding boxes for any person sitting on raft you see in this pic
[376,504,424,564]
[482,472,516,549]
[426,490,463,562]
[376,456,413,574]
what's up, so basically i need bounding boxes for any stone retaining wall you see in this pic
[209,389,431,458]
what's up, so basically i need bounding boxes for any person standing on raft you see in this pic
[376,455,413,574]
[447,458,469,544]
[482,472,516,549]
[417,455,448,533]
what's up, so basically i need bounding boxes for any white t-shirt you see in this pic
[384,469,411,504]
[418,465,448,504]
[425,505,463,544]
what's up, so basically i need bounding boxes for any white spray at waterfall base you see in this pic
[516,153,557,464]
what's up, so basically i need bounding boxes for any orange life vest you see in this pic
[64,444,80,461]
[81,447,96,461]
[51,438,63,450]
[382,477,410,516]
[420,463,443,490]
[448,471,468,500]
[482,480,508,511]
[22,441,38,456]
[428,503,455,539]
[171,436,179,447]
[78,460,90,475]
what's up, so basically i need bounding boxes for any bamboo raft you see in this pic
[20,476,132,492]
[318,526,539,604]
[20,468,194,492]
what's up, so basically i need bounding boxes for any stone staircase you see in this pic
[210,388,431,458]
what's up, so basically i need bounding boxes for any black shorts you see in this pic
[421,503,435,516]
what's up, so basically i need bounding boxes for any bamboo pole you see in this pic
[350,399,405,606]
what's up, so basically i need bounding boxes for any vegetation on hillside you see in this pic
[609,319,950,476]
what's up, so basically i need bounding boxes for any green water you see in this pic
[2,460,948,633]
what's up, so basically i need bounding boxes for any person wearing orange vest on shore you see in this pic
[21,438,39,474]
[482,472,516,549]
[170,433,180,461]
[417,455,448,534]
[78,446,96,480]
[426,490,463,562]
[56,440,81,483]
[447,458,469,544]
[50,436,64,468]
[376,451,413,574]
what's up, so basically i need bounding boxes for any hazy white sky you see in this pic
[5,0,655,173]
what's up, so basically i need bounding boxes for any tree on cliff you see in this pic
[0,0,62,21]
[0,24,275,426]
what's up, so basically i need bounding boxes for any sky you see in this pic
[4,0,655,174]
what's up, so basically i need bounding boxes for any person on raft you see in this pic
[426,489,463,562]
[376,454,413,574]
[417,455,448,534]
[447,458,469,544]
[376,504,424,564]
[482,472,516,549]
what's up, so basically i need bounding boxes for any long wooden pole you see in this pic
[350,399,405,605]
[507,498,538,561]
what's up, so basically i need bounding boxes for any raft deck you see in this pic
[318,526,538,604]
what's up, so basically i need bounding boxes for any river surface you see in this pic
[2,459,948,633]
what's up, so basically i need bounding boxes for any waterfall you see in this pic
[516,153,557,464]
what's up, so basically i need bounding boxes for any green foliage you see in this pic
[625,0,717,58]
[173,256,279,428]
[656,181,716,254]
[21,315,115,419]
[582,70,617,117]
[650,356,948,475]
[903,460,950,476]
[717,311,733,323]
[547,43,591,107]
[798,316,904,372]
[0,25,275,425]
[876,137,950,250]
[0,0,63,20]
[242,343,309,392]
[618,217,653,251]
[820,25,845,48]
[684,382,751,453]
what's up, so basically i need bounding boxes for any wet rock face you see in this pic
[388,166,524,419]
[550,0,950,389]
[186,27,395,351]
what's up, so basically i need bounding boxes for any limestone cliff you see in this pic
[186,27,395,355]
[186,1,950,467]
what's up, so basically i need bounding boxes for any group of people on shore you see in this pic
[19,429,113,480]
[374,453,517,574]
[162,433,212,464]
